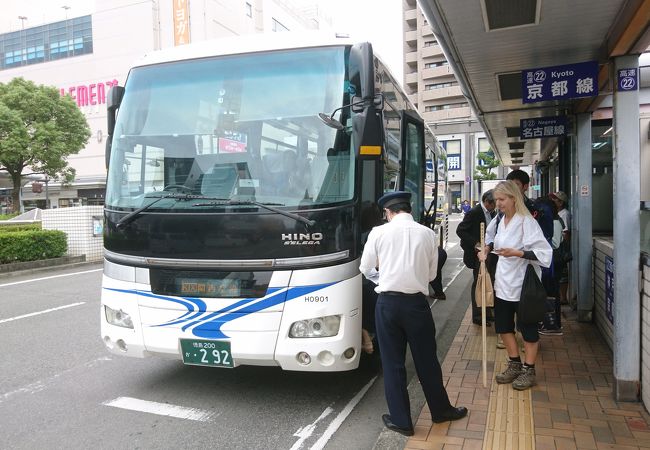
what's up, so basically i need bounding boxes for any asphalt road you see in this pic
[0,215,471,450]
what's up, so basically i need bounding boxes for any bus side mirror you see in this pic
[106,86,124,169]
[105,135,113,169]
[106,85,124,136]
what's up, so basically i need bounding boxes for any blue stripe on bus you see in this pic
[103,283,335,338]
[191,284,333,339]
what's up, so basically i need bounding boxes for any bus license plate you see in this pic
[180,339,234,368]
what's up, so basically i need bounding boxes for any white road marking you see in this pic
[103,397,215,422]
[431,261,467,310]
[0,302,85,324]
[0,268,102,288]
[290,407,334,450]
[0,357,112,404]
[443,261,467,291]
[308,376,378,450]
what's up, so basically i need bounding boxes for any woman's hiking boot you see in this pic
[495,360,522,384]
[512,365,537,390]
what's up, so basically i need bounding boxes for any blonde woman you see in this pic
[479,181,552,390]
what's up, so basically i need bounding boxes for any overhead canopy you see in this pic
[418,0,650,165]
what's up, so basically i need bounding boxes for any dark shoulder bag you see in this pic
[517,218,546,324]
[518,263,547,324]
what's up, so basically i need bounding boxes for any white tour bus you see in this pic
[100,32,447,371]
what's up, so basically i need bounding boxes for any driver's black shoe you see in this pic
[381,414,414,436]
[432,406,468,423]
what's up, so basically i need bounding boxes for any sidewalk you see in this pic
[406,307,650,450]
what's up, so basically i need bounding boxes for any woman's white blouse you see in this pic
[485,213,552,302]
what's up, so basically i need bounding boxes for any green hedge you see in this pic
[0,223,42,232]
[0,230,67,264]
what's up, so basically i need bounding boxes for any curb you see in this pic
[0,260,101,280]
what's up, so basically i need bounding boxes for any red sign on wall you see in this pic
[59,79,119,107]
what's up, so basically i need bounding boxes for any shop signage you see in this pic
[520,116,568,139]
[447,154,461,171]
[617,68,638,91]
[174,0,191,46]
[59,79,120,107]
[522,61,598,104]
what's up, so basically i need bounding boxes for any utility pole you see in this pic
[44,175,50,209]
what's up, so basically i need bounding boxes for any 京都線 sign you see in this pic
[522,61,598,104]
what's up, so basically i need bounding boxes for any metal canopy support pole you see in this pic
[568,137,579,304]
[612,54,641,401]
[576,113,593,322]
[559,137,570,193]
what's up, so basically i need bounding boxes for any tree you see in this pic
[0,77,90,212]
[474,149,500,182]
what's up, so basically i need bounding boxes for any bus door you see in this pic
[400,111,426,222]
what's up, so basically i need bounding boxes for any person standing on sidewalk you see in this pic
[550,191,571,307]
[429,246,448,300]
[359,191,468,436]
[456,189,496,325]
[479,181,552,391]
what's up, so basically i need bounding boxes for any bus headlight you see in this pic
[289,315,341,338]
[104,305,134,329]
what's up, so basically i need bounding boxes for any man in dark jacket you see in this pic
[505,169,553,242]
[456,189,496,325]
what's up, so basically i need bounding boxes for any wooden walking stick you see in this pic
[480,222,487,388]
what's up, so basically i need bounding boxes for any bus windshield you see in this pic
[106,46,354,211]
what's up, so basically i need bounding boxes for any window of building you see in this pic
[424,81,457,90]
[442,139,461,152]
[423,40,437,47]
[425,102,468,111]
[424,61,449,69]
[477,137,493,166]
[442,140,462,171]
[272,18,289,32]
[245,2,252,17]
[1,15,92,70]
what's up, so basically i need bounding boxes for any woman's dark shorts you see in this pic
[494,297,539,343]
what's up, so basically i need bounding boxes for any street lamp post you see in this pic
[18,16,27,66]
[62,6,71,56]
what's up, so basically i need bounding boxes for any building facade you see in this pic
[0,0,330,212]
[402,0,506,211]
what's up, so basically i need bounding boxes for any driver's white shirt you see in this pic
[359,213,438,295]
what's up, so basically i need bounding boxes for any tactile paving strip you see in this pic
[462,334,498,361]
[482,351,536,450]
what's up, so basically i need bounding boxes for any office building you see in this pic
[402,0,505,210]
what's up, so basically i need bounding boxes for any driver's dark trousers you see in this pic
[375,291,453,429]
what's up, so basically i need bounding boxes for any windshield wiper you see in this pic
[192,200,316,227]
[116,192,211,229]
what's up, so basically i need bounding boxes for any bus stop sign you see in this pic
[522,61,598,104]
